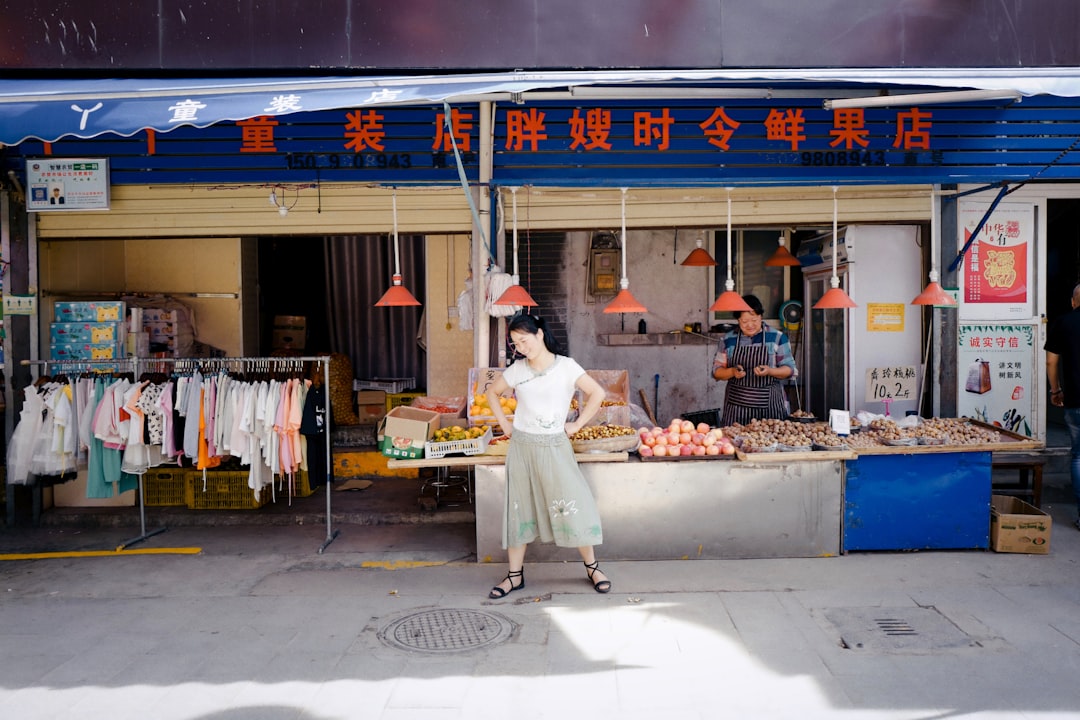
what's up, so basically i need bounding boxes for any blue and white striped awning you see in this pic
[2,67,1079,146]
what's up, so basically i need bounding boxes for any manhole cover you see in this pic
[378,608,515,653]
[823,606,978,653]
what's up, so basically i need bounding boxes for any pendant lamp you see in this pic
[375,190,421,307]
[603,188,648,314]
[812,186,857,310]
[765,232,802,267]
[709,188,754,313]
[912,188,957,306]
[680,231,718,266]
[494,187,539,307]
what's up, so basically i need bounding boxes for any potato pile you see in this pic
[866,418,919,441]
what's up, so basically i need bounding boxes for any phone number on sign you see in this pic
[800,150,887,167]
[286,153,414,170]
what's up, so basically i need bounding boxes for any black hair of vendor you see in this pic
[733,294,765,318]
[508,311,563,355]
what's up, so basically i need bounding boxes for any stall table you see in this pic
[392,451,849,562]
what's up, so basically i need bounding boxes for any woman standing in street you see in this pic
[712,294,797,426]
[485,312,612,598]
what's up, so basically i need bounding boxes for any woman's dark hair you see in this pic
[507,311,563,355]
[733,294,765,319]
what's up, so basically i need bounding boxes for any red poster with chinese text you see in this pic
[958,202,1034,320]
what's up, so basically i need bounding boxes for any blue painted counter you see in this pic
[843,451,992,552]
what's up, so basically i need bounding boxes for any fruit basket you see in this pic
[485,435,511,455]
[571,434,640,454]
[425,427,492,459]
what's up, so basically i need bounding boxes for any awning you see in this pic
[3,67,1080,146]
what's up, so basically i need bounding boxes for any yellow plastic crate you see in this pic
[386,391,424,413]
[142,468,186,507]
[185,470,269,510]
[275,470,315,499]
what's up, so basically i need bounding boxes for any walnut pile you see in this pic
[571,424,636,441]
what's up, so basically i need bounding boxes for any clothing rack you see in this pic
[21,354,340,553]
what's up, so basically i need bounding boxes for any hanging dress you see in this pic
[720,332,789,426]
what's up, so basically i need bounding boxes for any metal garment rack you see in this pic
[21,354,339,553]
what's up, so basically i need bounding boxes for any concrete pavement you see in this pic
[2,488,1079,719]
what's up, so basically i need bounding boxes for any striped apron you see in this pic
[720,333,788,426]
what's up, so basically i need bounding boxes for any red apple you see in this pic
[691,432,705,446]
[653,444,668,457]
[705,445,720,456]
[721,442,736,455]
[638,445,654,457]
[696,422,711,434]
[681,420,695,433]
[679,432,692,445]
[692,445,707,456]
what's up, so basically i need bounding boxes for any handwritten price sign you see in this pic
[865,366,917,402]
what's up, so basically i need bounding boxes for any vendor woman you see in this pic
[712,294,797,425]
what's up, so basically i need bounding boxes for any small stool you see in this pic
[419,465,473,508]
[991,454,1045,508]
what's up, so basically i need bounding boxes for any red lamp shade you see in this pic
[681,247,718,267]
[765,244,802,267]
[603,288,648,314]
[911,281,956,306]
[375,274,421,307]
[708,290,754,313]
[493,283,538,307]
[813,286,857,309]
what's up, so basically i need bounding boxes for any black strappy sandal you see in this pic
[488,569,524,599]
[584,560,612,594]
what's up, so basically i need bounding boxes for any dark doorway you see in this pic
[257,236,330,355]
[1045,199,1080,428]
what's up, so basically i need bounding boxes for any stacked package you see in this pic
[125,303,196,357]
[50,300,127,360]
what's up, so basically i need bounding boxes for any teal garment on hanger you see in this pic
[85,378,112,498]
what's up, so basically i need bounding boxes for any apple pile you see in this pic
[637,418,737,458]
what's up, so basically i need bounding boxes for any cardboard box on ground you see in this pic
[990,494,1052,554]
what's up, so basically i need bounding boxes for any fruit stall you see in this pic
[384,370,1042,561]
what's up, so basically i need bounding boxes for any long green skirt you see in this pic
[502,430,604,549]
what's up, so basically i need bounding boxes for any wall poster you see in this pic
[957,323,1036,437]
[957,201,1034,320]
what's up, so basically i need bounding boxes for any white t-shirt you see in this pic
[502,355,584,434]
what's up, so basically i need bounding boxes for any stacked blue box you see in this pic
[51,301,127,360]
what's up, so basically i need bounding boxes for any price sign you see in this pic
[865,366,917,402]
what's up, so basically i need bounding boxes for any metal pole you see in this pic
[318,355,339,553]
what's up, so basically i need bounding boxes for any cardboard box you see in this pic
[272,327,306,349]
[990,495,1052,554]
[377,406,440,459]
[54,300,126,323]
[142,308,181,323]
[356,390,387,424]
[50,321,123,344]
[50,342,124,360]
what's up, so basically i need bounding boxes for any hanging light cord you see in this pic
[443,100,495,264]
[724,188,735,292]
[391,189,402,278]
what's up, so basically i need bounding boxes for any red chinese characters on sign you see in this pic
[505,108,548,151]
[633,109,674,150]
[829,109,870,149]
[968,335,1021,349]
[344,109,386,152]
[765,109,808,150]
[569,108,613,150]
[433,109,474,153]
[237,116,279,153]
[893,108,932,150]
[699,108,740,150]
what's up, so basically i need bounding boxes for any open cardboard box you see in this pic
[377,406,440,459]
[990,494,1051,554]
